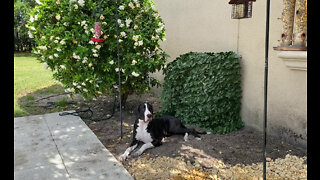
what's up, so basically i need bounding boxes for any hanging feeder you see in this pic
[91,22,105,42]
[91,0,105,43]
[229,0,256,19]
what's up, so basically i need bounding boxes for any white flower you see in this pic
[56,37,60,40]
[70,0,76,3]
[78,0,85,7]
[81,20,86,26]
[100,15,105,20]
[82,82,86,86]
[73,82,78,86]
[125,18,132,27]
[120,32,126,37]
[74,4,78,9]
[119,5,125,10]
[134,42,138,46]
[56,48,62,52]
[128,2,135,9]
[65,88,71,92]
[38,46,47,51]
[54,53,59,57]
[133,0,137,2]
[132,72,140,77]
[56,0,60,4]
[55,14,61,20]
[131,60,137,65]
[60,65,66,69]
[119,23,124,28]
[83,88,88,92]
[132,35,140,41]
[109,60,114,65]
[93,53,99,57]
[92,49,97,53]
[30,26,36,31]
[115,68,119,72]
[88,63,93,67]
[95,45,101,49]
[117,19,122,24]
[138,40,143,46]
[49,55,53,59]
[28,31,34,38]
[63,22,69,26]
[60,40,66,45]
[35,0,42,5]
[134,25,138,30]
[89,40,94,44]
[102,22,107,25]
[30,16,34,22]
[73,53,80,59]
[136,2,140,7]
[119,39,123,43]
[54,40,59,43]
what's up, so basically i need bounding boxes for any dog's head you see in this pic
[135,102,153,123]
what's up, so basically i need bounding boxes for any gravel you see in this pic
[127,154,307,180]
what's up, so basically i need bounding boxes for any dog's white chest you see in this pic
[135,120,152,143]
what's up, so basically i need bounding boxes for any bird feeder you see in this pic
[91,0,105,43]
[91,22,105,42]
[229,0,256,19]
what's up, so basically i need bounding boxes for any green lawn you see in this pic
[14,54,63,117]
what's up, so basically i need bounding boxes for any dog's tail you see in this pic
[180,124,208,136]
[187,128,207,138]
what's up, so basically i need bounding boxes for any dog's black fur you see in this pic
[119,102,206,161]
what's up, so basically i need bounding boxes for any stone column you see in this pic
[280,0,296,47]
[292,0,307,47]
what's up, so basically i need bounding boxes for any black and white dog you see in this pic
[119,102,206,161]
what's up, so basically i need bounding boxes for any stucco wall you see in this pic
[153,0,307,147]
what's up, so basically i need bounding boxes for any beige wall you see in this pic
[153,0,307,147]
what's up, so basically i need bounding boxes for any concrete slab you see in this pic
[14,111,133,180]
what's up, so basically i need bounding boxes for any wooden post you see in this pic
[292,0,307,47]
[280,0,296,47]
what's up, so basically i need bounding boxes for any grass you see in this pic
[14,54,65,117]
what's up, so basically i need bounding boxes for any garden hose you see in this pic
[58,95,117,122]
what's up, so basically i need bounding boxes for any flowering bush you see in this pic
[28,0,168,103]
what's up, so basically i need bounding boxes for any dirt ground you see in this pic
[21,90,306,179]
[75,93,307,179]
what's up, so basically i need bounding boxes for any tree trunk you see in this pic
[120,92,129,109]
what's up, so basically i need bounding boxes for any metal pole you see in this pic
[115,0,123,139]
[263,0,271,179]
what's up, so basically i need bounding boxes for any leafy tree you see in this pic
[14,0,36,51]
[28,0,168,105]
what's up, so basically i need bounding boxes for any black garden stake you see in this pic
[229,0,270,179]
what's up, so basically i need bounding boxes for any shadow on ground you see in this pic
[16,84,83,117]
[82,93,307,168]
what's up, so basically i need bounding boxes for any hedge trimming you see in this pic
[160,51,244,134]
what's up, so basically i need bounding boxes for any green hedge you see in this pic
[160,51,244,134]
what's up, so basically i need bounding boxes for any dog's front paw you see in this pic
[118,154,127,161]
[131,151,142,158]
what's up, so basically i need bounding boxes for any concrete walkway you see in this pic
[14,111,133,180]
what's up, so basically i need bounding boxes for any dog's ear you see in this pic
[147,103,153,114]
[134,103,142,118]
